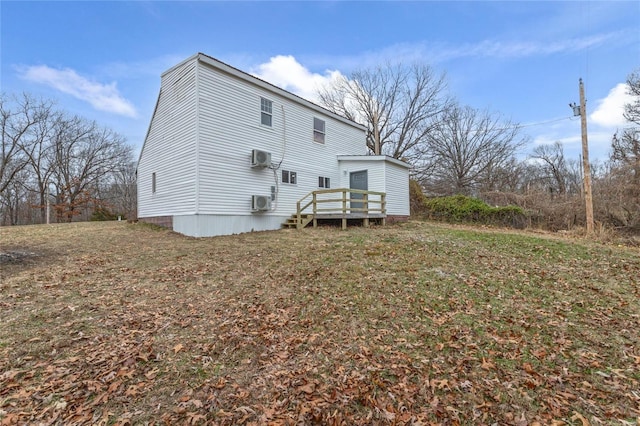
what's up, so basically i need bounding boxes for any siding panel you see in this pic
[384,163,410,216]
[138,59,198,217]
[196,61,366,217]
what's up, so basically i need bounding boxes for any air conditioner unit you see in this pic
[251,149,271,168]
[252,195,271,212]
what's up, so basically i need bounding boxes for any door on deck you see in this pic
[349,170,368,211]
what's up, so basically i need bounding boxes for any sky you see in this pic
[1,1,639,164]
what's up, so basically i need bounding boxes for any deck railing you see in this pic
[295,188,386,229]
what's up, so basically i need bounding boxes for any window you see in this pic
[152,172,156,193]
[261,97,273,127]
[282,170,297,184]
[313,117,325,143]
[318,176,330,188]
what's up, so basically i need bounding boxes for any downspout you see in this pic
[271,104,287,212]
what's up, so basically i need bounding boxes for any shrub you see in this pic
[409,179,428,217]
[424,195,526,228]
[90,207,118,221]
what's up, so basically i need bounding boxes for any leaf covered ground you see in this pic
[1,221,639,425]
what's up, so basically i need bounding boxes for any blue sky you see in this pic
[2,1,639,163]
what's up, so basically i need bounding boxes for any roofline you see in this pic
[337,155,412,169]
[135,89,163,171]
[160,53,200,79]
[192,53,367,132]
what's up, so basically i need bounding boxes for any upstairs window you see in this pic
[318,176,330,188]
[282,170,297,185]
[261,97,273,127]
[313,117,325,143]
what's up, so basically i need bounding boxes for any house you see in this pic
[137,53,410,237]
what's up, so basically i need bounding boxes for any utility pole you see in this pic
[46,183,50,225]
[571,78,594,233]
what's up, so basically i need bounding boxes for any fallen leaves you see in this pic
[1,221,639,424]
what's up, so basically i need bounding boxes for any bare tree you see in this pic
[0,93,54,195]
[612,129,640,177]
[22,108,65,223]
[418,104,527,195]
[479,156,526,194]
[0,92,136,226]
[530,141,570,196]
[612,68,640,181]
[48,116,131,222]
[317,62,450,160]
[0,168,30,225]
[599,69,640,229]
[624,69,640,125]
[98,159,137,220]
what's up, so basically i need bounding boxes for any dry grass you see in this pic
[1,220,639,425]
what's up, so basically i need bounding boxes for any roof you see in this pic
[163,52,367,132]
[337,155,412,169]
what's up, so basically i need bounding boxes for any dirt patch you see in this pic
[0,249,39,265]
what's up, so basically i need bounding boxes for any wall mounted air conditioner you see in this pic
[251,149,271,168]
[252,195,271,212]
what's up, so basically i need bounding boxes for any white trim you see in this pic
[337,155,412,169]
[136,89,163,169]
[195,61,201,214]
[196,53,367,131]
[160,53,199,79]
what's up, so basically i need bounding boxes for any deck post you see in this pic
[313,192,318,228]
[363,193,369,228]
[296,200,302,230]
[381,193,386,226]
[342,189,347,230]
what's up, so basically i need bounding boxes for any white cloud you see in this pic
[301,29,632,73]
[590,83,632,127]
[251,55,344,103]
[18,65,137,118]
[464,33,616,59]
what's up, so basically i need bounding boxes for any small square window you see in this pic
[282,170,297,184]
[318,176,330,188]
[261,97,273,127]
[313,117,325,143]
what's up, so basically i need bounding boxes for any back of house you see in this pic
[137,53,409,237]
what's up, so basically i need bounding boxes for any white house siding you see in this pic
[138,53,416,237]
[137,58,198,218]
[337,156,411,217]
[195,58,366,220]
[383,161,410,216]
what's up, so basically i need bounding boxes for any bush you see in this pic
[90,207,118,221]
[424,195,526,228]
[409,179,428,217]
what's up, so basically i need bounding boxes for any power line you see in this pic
[458,115,576,135]
[518,116,575,129]
[476,116,575,133]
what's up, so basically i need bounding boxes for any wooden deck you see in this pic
[282,189,386,230]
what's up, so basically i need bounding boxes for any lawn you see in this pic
[1,221,639,425]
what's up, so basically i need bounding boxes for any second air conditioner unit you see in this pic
[252,195,271,212]
[251,149,271,168]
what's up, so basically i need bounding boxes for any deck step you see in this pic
[281,214,313,229]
